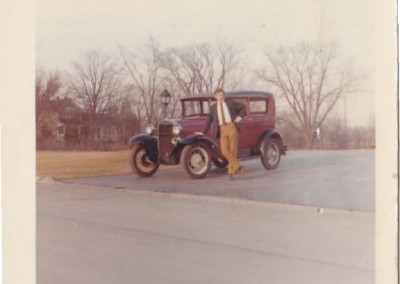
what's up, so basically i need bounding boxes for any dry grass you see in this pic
[37,150,178,179]
[36,150,133,179]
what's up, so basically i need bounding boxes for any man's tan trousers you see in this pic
[220,122,241,175]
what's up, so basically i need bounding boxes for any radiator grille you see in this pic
[158,123,175,162]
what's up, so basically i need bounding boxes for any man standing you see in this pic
[194,88,247,180]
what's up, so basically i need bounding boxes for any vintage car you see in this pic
[127,91,287,179]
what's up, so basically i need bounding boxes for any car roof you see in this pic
[181,91,274,100]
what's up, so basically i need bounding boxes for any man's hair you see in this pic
[214,88,224,95]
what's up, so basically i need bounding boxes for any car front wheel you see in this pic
[180,143,211,179]
[130,144,159,177]
[261,138,281,170]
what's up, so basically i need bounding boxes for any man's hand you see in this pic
[194,132,203,136]
[234,116,242,123]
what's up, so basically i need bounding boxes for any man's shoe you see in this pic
[239,165,247,178]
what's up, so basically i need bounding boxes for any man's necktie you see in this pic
[220,102,226,125]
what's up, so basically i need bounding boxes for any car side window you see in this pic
[249,99,268,115]
[183,101,202,117]
[225,98,248,116]
[202,101,210,114]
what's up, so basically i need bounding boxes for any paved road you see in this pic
[37,181,374,284]
[65,150,375,212]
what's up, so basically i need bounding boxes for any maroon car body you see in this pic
[128,91,286,179]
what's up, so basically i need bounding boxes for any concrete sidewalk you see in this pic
[37,182,374,284]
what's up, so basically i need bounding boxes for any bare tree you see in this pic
[119,39,168,124]
[68,50,122,141]
[36,69,63,122]
[345,124,375,149]
[321,116,346,148]
[275,111,306,149]
[35,69,63,141]
[107,90,139,142]
[161,42,243,96]
[257,43,364,147]
[216,42,244,90]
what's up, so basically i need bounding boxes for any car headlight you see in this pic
[172,125,182,135]
[145,124,155,135]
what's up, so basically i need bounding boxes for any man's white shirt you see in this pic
[217,101,232,125]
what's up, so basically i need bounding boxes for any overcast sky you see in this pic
[36,0,376,126]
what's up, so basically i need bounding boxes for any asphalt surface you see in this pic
[37,181,374,284]
[64,149,375,212]
[37,149,375,283]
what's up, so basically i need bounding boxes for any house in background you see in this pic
[36,97,80,143]
[36,97,137,148]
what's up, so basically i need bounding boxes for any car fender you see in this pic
[127,134,157,148]
[258,129,287,155]
[127,134,159,162]
[171,134,223,159]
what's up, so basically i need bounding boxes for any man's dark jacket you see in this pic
[202,99,246,139]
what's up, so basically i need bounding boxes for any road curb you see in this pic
[40,178,374,217]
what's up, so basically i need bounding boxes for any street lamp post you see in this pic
[160,89,171,118]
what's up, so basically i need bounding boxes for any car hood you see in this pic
[163,117,207,137]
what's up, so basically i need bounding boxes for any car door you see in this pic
[239,98,270,151]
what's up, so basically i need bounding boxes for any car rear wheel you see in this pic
[212,157,228,168]
[130,144,159,177]
[261,138,281,170]
[180,143,211,179]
